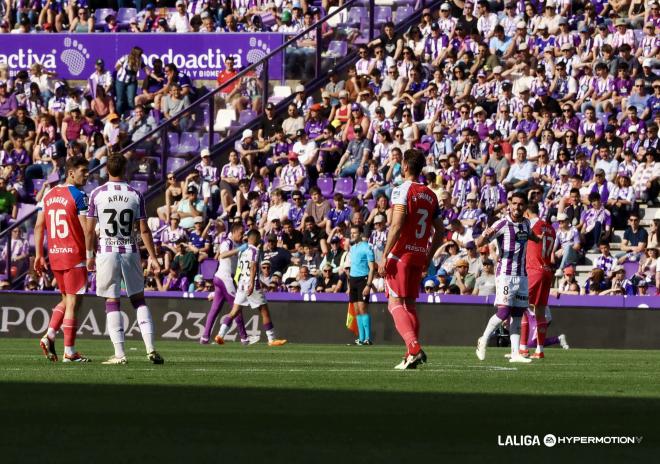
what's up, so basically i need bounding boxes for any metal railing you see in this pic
[0,0,436,288]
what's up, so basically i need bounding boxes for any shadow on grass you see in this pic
[0,382,657,463]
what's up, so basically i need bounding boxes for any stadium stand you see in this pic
[0,0,658,298]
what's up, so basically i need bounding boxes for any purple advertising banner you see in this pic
[0,33,285,81]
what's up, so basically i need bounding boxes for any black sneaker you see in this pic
[148,351,165,364]
[394,350,426,370]
[363,340,373,345]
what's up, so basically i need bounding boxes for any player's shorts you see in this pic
[528,269,554,307]
[53,265,87,295]
[234,288,267,309]
[214,274,237,298]
[96,252,144,298]
[384,254,424,299]
[494,275,529,308]
[349,276,369,303]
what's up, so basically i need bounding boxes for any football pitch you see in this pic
[1,339,659,463]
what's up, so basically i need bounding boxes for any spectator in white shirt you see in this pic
[169,0,192,33]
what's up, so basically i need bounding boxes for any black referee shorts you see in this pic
[349,276,369,304]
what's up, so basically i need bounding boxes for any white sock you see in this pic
[481,314,503,340]
[137,306,155,354]
[218,323,230,338]
[266,329,276,342]
[107,311,125,358]
[510,317,522,356]
[47,328,57,340]
[64,346,75,356]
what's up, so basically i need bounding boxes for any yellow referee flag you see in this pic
[346,302,358,336]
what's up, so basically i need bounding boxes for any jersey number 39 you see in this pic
[103,208,134,237]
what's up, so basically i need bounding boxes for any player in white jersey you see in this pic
[85,155,164,365]
[200,222,251,344]
[214,229,287,346]
[474,192,540,363]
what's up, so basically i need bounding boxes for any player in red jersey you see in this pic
[379,149,445,369]
[521,203,556,359]
[34,156,90,363]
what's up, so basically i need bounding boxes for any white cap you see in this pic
[557,212,568,221]
[242,129,253,140]
[295,84,305,93]
[200,148,210,157]
[643,58,654,68]
[493,66,503,74]
[441,2,451,10]
[473,106,485,114]
[517,21,527,29]
[466,192,478,200]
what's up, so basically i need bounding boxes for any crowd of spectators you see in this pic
[2,1,660,297]
[0,0,336,34]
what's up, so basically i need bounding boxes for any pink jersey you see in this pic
[389,180,440,267]
[41,184,88,270]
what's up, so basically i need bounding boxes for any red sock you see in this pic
[48,303,65,336]
[388,301,420,355]
[520,312,529,349]
[62,318,77,349]
[403,301,419,338]
[536,317,547,348]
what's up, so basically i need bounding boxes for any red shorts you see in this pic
[385,255,424,299]
[53,267,87,295]
[528,268,554,307]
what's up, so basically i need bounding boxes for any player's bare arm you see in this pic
[427,216,446,270]
[379,204,406,275]
[34,211,47,276]
[247,260,257,296]
[140,218,161,275]
[85,216,97,272]
[364,261,375,297]
[475,227,495,248]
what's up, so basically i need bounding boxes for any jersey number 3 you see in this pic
[415,208,429,239]
[103,209,134,237]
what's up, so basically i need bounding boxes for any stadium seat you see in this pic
[213,109,237,133]
[200,259,219,280]
[32,178,45,197]
[15,204,36,222]
[83,179,99,194]
[117,8,137,28]
[268,85,292,105]
[334,177,354,199]
[167,132,180,154]
[325,40,348,58]
[317,176,334,198]
[129,180,148,194]
[94,8,115,29]
[166,157,187,174]
[326,6,348,27]
[622,261,638,278]
[367,198,376,210]
[353,177,368,198]
[340,7,364,27]
[395,5,414,21]
[238,110,257,125]
[175,132,200,155]
[374,6,391,26]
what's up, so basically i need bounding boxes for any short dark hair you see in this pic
[247,191,260,202]
[510,191,527,203]
[65,155,88,174]
[351,224,363,234]
[247,229,261,240]
[106,155,127,178]
[403,148,425,177]
[527,202,540,215]
[588,192,601,202]
[231,223,244,234]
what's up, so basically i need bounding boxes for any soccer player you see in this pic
[202,222,250,345]
[520,203,556,359]
[35,156,90,363]
[379,149,445,369]
[475,192,539,363]
[214,229,287,346]
[85,155,164,365]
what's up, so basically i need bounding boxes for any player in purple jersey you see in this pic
[214,229,287,346]
[475,192,540,363]
[202,222,252,345]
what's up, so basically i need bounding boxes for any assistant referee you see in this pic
[348,224,376,345]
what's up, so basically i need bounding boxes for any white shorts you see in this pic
[96,252,144,298]
[494,275,529,308]
[234,288,267,309]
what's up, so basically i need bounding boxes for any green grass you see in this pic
[1,339,659,463]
